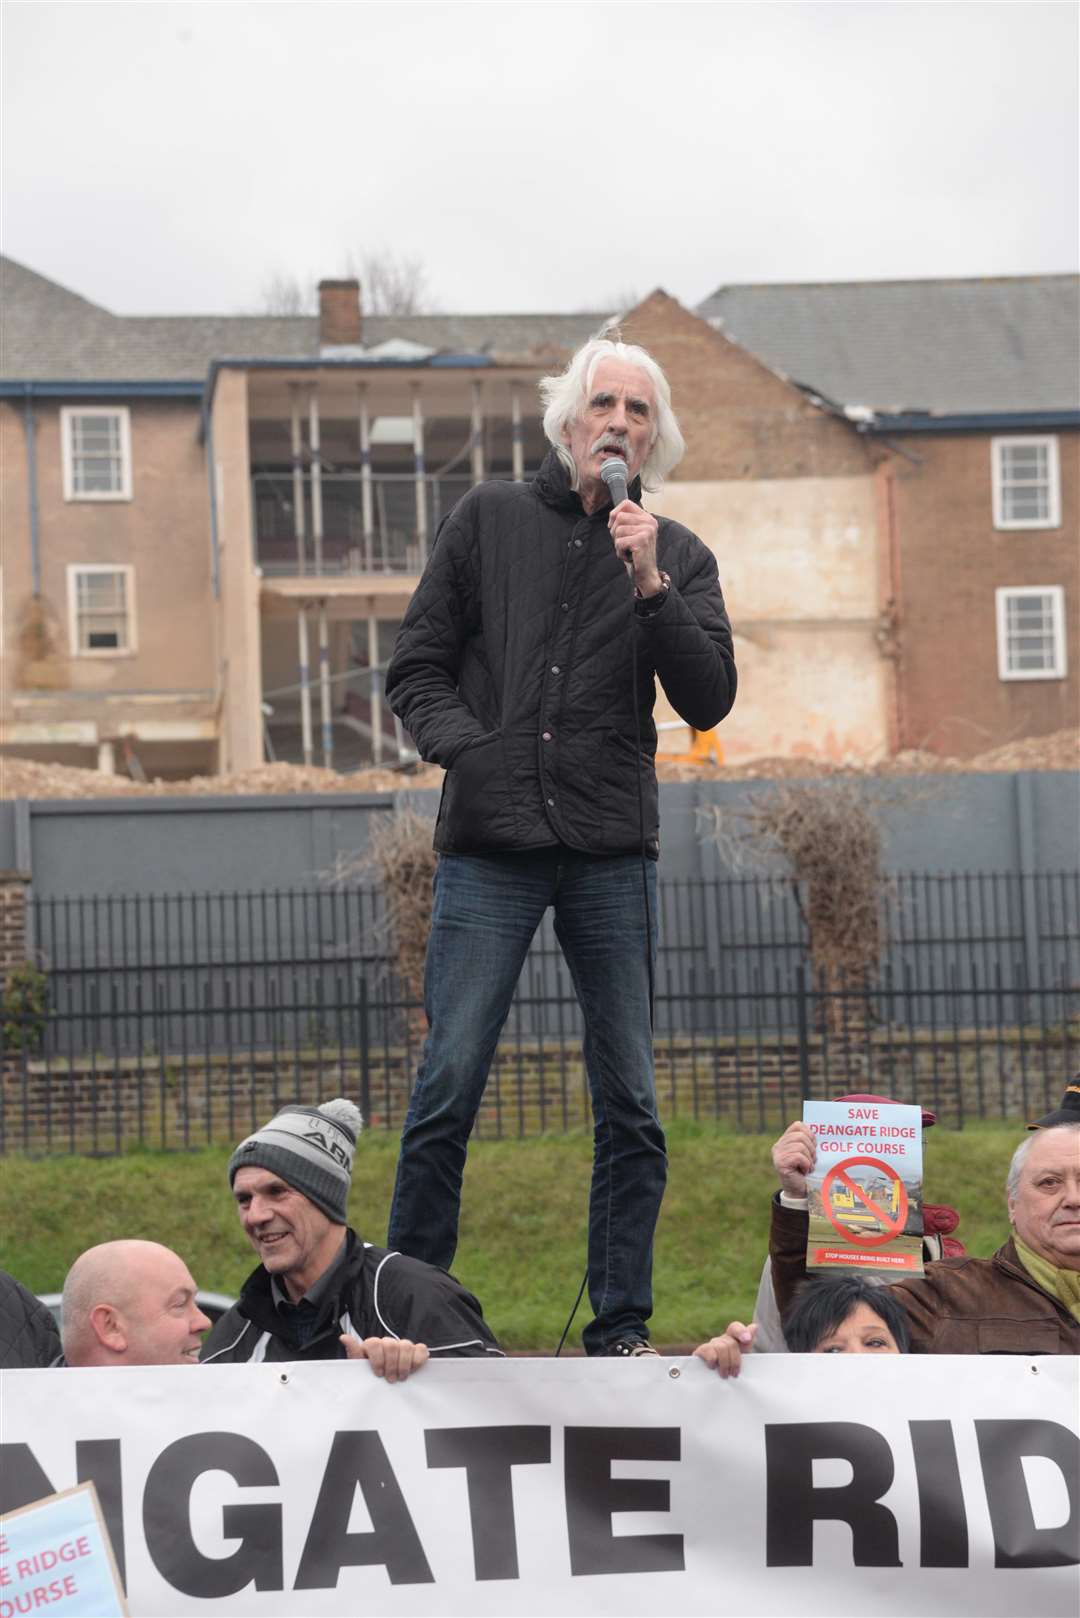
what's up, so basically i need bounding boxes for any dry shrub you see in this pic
[746,781,885,982]
[328,809,437,999]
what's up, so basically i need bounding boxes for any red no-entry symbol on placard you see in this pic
[821,1156,908,1247]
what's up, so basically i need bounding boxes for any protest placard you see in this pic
[0,1481,127,1618]
[803,1098,925,1273]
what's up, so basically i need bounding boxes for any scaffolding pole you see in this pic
[511,383,524,481]
[412,385,428,567]
[471,378,484,485]
[368,605,383,764]
[289,386,306,574]
[297,606,314,766]
[357,384,375,571]
[318,602,333,769]
[309,386,324,575]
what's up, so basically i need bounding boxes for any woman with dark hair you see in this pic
[695,1275,909,1377]
[782,1275,911,1355]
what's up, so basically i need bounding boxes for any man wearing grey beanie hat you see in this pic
[201,1097,501,1378]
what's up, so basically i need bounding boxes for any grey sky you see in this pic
[2,1,1077,318]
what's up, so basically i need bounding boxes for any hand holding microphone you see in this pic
[601,457,662,595]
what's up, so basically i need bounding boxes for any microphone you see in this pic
[600,456,628,509]
[600,457,635,583]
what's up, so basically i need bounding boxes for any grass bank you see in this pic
[0,1120,1019,1351]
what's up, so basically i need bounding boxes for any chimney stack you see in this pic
[319,278,362,347]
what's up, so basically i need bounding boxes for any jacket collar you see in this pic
[532,447,643,515]
[995,1235,1073,1307]
[239,1226,361,1345]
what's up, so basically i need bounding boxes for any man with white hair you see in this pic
[60,1240,210,1366]
[769,1118,1080,1353]
[385,337,736,1356]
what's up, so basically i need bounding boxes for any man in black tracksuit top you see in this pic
[385,336,737,1357]
[201,1098,500,1376]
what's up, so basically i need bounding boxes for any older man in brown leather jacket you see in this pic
[769,1120,1080,1354]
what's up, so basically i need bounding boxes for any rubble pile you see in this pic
[0,757,445,801]
[2,728,1076,802]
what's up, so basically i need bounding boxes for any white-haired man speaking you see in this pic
[385,337,737,1357]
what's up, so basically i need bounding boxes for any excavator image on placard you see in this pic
[829,1175,903,1230]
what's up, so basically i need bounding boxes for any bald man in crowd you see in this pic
[60,1240,210,1366]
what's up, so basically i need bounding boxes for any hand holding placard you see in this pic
[771,1121,817,1198]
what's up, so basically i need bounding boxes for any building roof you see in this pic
[0,256,604,382]
[697,276,1080,415]
[0,256,309,380]
[5,256,1077,416]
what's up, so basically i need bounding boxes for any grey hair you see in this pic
[1006,1123,1080,1202]
[538,336,686,492]
[1007,1135,1035,1202]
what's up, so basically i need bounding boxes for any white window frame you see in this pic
[67,564,137,658]
[60,406,133,501]
[995,585,1067,681]
[991,435,1061,530]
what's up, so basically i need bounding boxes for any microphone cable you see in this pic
[554,531,656,1356]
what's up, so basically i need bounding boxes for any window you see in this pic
[67,566,136,655]
[995,586,1067,680]
[61,407,132,500]
[992,436,1060,529]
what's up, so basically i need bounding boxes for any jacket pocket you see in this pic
[601,730,658,850]
[439,731,519,849]
[974,1318,1062,1354]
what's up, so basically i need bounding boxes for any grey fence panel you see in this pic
[15,796,398,900]
[5,770,1078,906]
[25,871,1080,1060]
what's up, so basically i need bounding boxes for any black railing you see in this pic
[3,872,1077,1154]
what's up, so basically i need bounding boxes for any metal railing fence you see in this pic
[24,871,1080,1047]
[3,871,1077,1154]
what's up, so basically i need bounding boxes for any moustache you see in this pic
[591,433,630,459]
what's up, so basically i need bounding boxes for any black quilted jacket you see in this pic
[0,1270,61,1368]
[386,451,736,856]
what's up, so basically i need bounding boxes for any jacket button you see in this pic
[542,731,552,742]
[573,538,583,548]
[547,796,555,806]
[551,665,560,675]
[561,601,569,611]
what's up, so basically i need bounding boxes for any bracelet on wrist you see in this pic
[635,569,671,602]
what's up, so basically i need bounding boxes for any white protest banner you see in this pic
[0,1481,127,1618]
[1,1356,1077,1617]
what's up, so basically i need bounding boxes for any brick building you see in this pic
[2,258,1076,777]
[0,257,598,776]
[621,292,894,761]
[700,277,1080,756]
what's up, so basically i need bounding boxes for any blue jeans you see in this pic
[387,850,665,1354]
